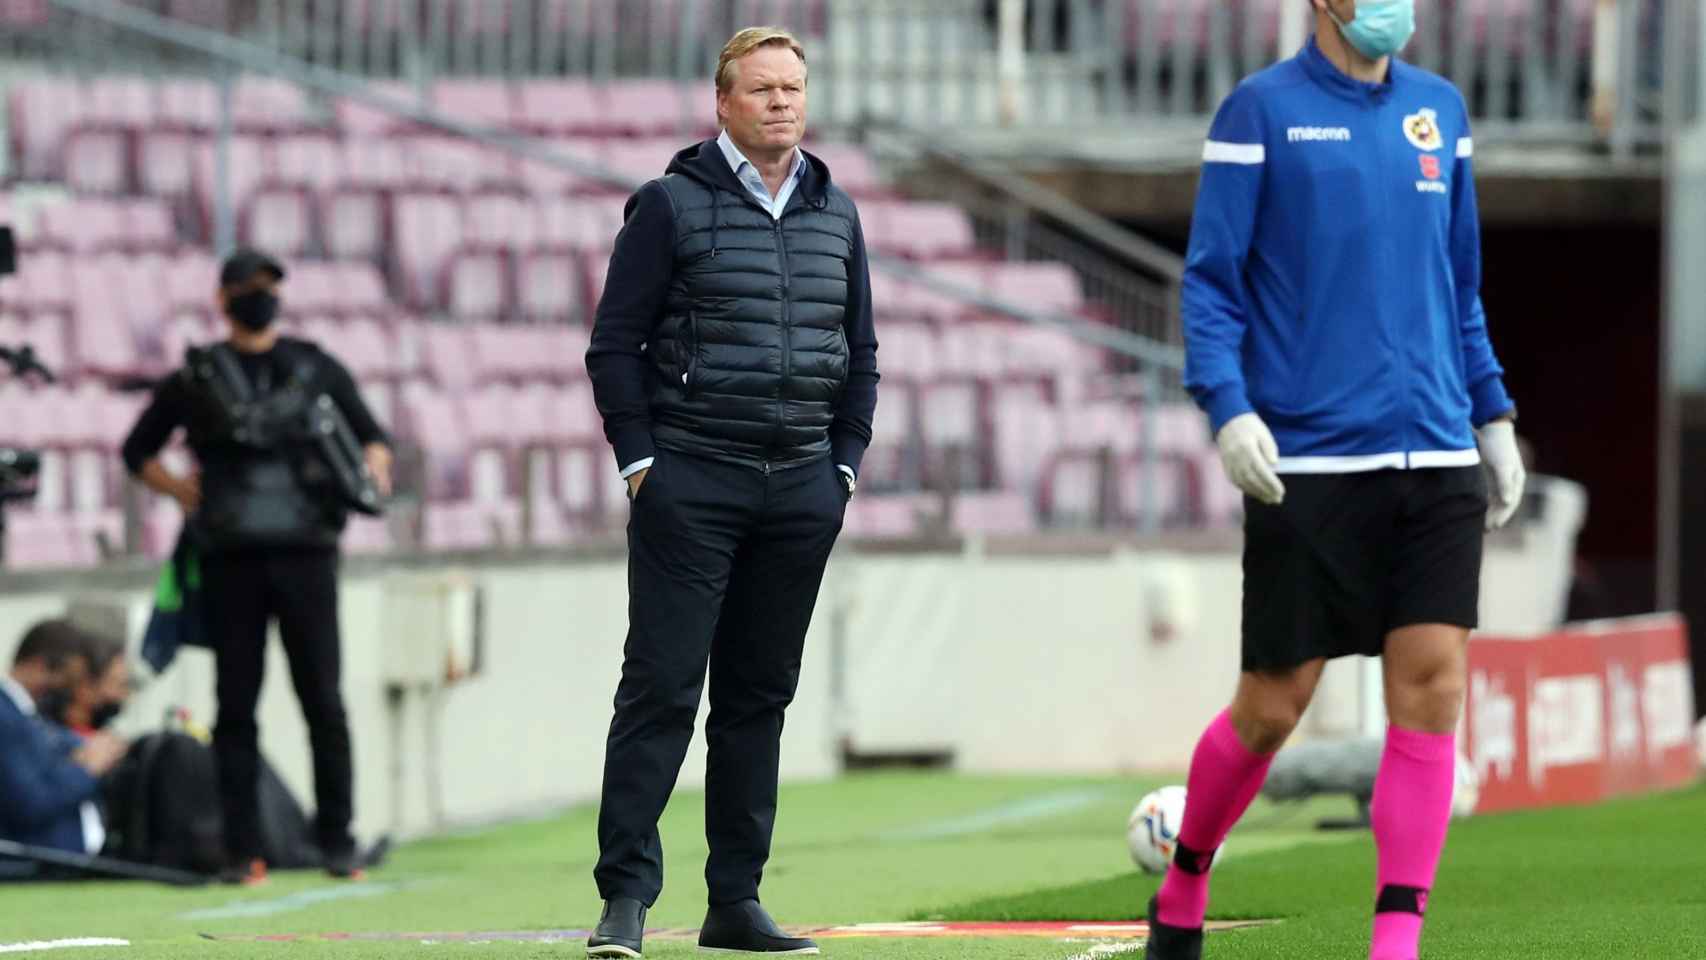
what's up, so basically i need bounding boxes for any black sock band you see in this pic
[1172,840,1217,876]
[1375,884,1429,916]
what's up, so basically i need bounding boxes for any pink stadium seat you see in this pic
[405,137,517,193]
[2,511,86,570]
[949,491,1036,536]
[548,381,601,442]
[873,322,937,380]
[334,81,423,136]
[1113,453,1201,527]
[541,326,591,379]
[990,262,1085,316]
[1039,452,1106,526]
[446,253,512,320]
[582,253,609,314]
[125,200,177,250]
[324,319,390,379]
[804,142,879,196]
[433,80,518,129]
[138,131,196,199]
[515,253,584,323]
[605,81,692,137]
[242,188,317,258]
[858,379,917,489]
[280,261,338,316]
[82,77,155,130]
[7,79,83,180]
[602,137,685,181]
[936,322,1009,378]
[320,189,388,261]
[920,261,991,320]
[338,138,410,190]
[16,251,75,312]
[157,79,219,131]
[464,193,540,251]
[517,81,606,136]
[537,195,626,251]
[420,325,479,388]
[1196,449,1242,525]
[881,202,977,260]
[518,137,608,194]
[270,135,344,192]
[192,136,268,230]
[1068,401,1143,455]
[63,130,129,194]
[392,193,465,307]
[337,262,392,315]
[841,494,927,539]
[992,380,1062,492]
[232,78,311,132]
[1147,403,1211,457]
[37,200,126,253]
[163,251,218,313]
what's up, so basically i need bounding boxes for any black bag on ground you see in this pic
[102,731,323,873]
[101,732,224,875]
[255,757,321,870]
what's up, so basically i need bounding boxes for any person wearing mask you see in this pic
[120,249,394,885]
[0,620,127,865]
[50,634,131,737]
[1149,2,1525,959]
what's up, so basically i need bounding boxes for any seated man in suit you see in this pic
[0,620,128,866]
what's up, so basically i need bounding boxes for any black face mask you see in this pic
[228,289,280,332]
[36,687,72,724]
[89,701,123,730]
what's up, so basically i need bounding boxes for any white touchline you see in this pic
[0,939,130,954]
[1062,940,1144,960]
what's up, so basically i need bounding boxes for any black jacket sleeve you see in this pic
[321,354,391,447]
[121,376,188,475]
[585,180,676,472]
[830,208,879,475]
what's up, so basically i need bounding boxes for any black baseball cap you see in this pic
[219,248,286,288]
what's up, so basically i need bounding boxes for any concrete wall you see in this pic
[0,525,1573,846]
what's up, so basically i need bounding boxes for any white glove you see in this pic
[1477,419,1525,531]
[1217,412,1286,506]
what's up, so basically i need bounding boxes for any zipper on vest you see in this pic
[772,218,792,452]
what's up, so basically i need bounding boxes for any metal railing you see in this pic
[0,0,1667,152]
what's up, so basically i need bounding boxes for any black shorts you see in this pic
[1241,466,1487,673]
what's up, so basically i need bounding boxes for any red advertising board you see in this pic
[1463,614,1697,813]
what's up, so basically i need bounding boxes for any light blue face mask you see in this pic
[1327,0,1416,60]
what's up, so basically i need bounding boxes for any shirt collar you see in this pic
[716,128,806,189]
[1299,35,1396,103]
[0,675,36,715]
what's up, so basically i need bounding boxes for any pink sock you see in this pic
[1154,710,1273,928]
[1369,725,1457,960]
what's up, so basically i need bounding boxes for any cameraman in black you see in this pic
[121,249,393,884]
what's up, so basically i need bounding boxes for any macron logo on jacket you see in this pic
[1181,38,1513,475]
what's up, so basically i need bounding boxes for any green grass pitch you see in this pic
[2,773,1701,958]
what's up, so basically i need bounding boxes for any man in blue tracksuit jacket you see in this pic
[1145,4,1526,960]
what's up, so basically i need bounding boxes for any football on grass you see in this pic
[1127,785,1222,874]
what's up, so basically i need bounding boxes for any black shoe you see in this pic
[587,898,647,959]
[1144,896,1203,960]
[324,846,366,881]
[698,900,819,955]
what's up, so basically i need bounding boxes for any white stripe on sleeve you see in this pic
[1202,141,1266,165]
[1456,137,1474,158]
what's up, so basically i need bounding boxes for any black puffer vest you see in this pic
[647,140,856,471]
